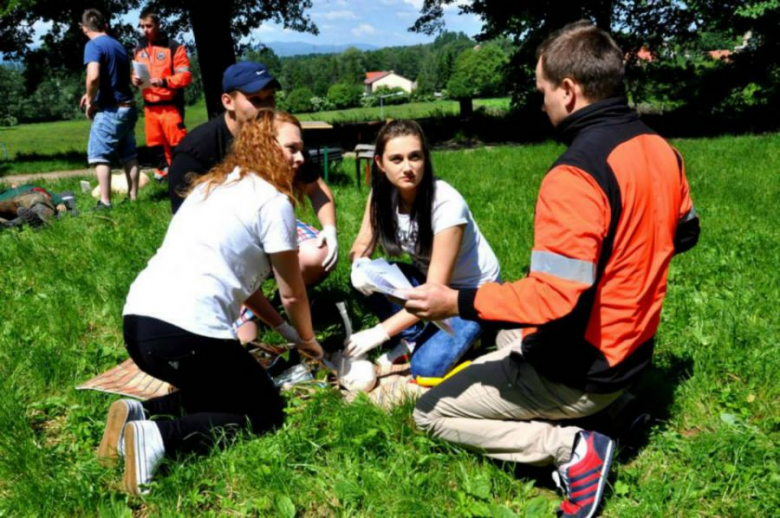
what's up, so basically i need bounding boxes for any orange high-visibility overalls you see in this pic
[133,35,192,171]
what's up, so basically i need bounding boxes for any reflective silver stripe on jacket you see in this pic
[530,251,596,285]
[680,205,697,222]
[174,67,190,73]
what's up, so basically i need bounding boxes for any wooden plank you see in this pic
[301,121,333,130]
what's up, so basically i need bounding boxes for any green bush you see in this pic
[359,95,378,108]
[447,43,509,100]
[310,96,334,112]
[327,83,363,109]
[373,86,408,105]
[286,87,315,114]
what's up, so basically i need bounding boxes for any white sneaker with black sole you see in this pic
[97,398,146,467]
[123,421,165,495]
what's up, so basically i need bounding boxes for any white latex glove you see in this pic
[316,225,339,271]
[274,321,301,345]
[343,323,390,358]
[350,257,374,296]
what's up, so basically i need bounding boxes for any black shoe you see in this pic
[17,207,45,227]
[0,218,22,230]
[59,191,78,215]
[91,201,112,212]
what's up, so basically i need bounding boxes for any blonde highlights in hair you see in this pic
[185,110,303,204]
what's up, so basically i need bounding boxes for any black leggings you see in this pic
[123,315,285,455]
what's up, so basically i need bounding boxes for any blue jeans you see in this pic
[360,262,482,378]
[87,106,138,165]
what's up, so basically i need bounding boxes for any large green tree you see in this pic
[447,42,508,116]
[410,0,779,115]
[0,0,318,118]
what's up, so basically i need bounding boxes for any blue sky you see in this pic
[243,0,483,47]
[26,1,482,50]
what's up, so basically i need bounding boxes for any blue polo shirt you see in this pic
[83,34,133,107]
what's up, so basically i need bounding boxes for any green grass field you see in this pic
[0,133,777,516]
[0,98,511,176]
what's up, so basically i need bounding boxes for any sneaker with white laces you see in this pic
[123,421,165,495]
[97,398,146,467]
[553,430,615,518]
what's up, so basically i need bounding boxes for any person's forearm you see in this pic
[243,290,284,328]
[85,75,99,102]
[381,308,421,338]
[307,179,336,227]
[280,288,314,341]
[349,199,375,262]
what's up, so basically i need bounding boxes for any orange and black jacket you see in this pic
[133,34,191,110]
[458,98,700,393]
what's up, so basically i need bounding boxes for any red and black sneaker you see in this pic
[153,168,168,181]
[553,430,615,518]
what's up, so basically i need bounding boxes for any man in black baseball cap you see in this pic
[168,62,282,214]
[167,61,338,281]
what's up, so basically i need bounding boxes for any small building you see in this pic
[364,71,416,95]
[636,46,656,62]
[708,50,733,62]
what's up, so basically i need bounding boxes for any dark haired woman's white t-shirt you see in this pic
[123,167,297,339]
[395,179,500,288]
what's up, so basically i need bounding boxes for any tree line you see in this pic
[0,30,512,124]
[1,1,778,127]
[247,31,512,114]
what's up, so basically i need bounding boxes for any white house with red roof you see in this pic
[364,71,416,95]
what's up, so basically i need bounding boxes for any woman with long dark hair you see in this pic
[97,110,322,495]
[346,119,500,379]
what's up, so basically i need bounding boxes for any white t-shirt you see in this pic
[123,167,297,339]
[395,179,500,288]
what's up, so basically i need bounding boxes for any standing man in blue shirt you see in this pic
[79,9,139,209]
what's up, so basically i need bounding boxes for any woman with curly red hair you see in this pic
[99,110,321,495]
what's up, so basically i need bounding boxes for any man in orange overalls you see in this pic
[132,9,191,180]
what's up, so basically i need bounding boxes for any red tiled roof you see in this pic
[364,71,391,84]
[708,50,733,61]
[636,47,655,62]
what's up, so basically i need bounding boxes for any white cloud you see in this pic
[320,10,358,21]
[253,24,278,34]
[377,0,422,8]
[30,20,52,46]
[352,23,377,37]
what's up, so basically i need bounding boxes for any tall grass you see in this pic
[0,133,777,515]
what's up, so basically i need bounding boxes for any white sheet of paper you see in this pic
[132,61,151,89]
[352,259,455,336]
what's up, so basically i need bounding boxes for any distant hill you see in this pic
[264,41,380,57]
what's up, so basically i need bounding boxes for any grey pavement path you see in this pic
[0,169,92,184]
[0,168,153,184]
